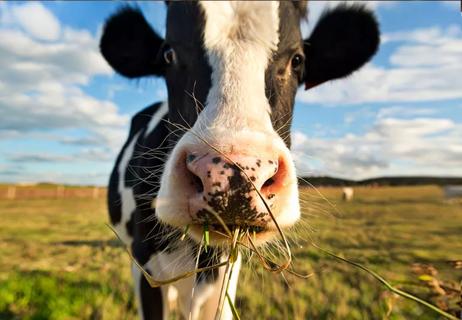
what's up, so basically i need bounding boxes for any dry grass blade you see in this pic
[180,224,190,241]
[247,232,288,272]
[312,243,459,320]
[204,204,233,237]
[107,224,226,287]
[246,232,314,278]
[208,229,315,279]
[215,228,241,320]
[188,240,204,320]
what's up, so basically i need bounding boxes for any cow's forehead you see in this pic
[200,2,280,53]
[163,1,305,145]
[166,2,303,51]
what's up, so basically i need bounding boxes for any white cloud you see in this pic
[7,2,61,41]
[0,2,128,153]
[298,25,462,105]
[376,106,437,119]
[292,116,462,179]
[382,24,462,45]
[8,148,113,163]
[388,25,462,68]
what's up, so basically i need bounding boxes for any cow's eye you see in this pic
[291,54,304,70]
[163,47,177,65]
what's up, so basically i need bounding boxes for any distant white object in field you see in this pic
[342,187,354,201]
[442,185,462,199]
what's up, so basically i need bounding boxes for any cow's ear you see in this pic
[100,7,165,78]
[303,5,379,90]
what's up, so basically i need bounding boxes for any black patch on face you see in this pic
[265,2,305,148]
[212,156,222,164]
[164,3,212,143]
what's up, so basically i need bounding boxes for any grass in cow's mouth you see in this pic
[203,222,210,252]
[180,224,189,241]
[203,223,266,235]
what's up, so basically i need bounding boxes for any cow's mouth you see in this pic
[209,223,266,234]
[188,223,273,246]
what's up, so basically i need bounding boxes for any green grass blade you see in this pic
[226,292,241,320]
[313,243,458,320]
[203,223,210,253]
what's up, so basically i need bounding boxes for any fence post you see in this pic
[56,185,65,198]
[7,186,16,199]
[92,186,99,199]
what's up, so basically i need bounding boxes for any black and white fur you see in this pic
[101,2,379,319]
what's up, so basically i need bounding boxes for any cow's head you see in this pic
[100,2,379,245]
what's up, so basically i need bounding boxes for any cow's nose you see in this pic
[185,153,286,227]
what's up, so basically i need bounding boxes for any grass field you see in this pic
[0,185,460,319]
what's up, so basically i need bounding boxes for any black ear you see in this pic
[303,4,380,90]
[100,7,165,78]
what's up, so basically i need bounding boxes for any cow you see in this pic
[342,187,354,201]
[100,2,379,319]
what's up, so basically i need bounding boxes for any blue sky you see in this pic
[0,1,461,185]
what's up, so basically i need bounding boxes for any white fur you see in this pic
[198,1,279,132]
[116,131,141,245]
[142,245,241,319]
[145,102,168,138]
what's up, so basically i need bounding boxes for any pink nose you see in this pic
[185,153,286,227]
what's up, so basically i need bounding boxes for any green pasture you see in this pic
[0,186,460,319]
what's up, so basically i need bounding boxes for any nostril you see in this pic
[262,177,275,188]
[191,173,204,193]
[185,153,204,193]
[260,157,286,194]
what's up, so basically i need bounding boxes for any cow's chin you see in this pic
[155,176,301,248]
[186,223,279,247]
[155,203,300,248]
